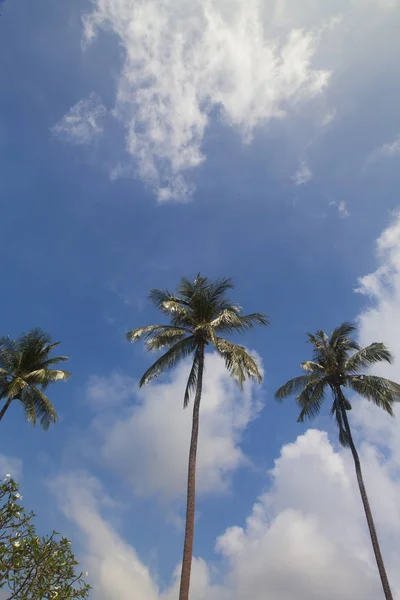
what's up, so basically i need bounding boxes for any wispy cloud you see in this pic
[329,200,350,218]
[292,162,313,186]
[80,0,330,201]
[322,109,336,128]
[366,135,400,166]
[52,93,107,146]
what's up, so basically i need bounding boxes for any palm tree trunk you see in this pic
[0,397,13,422]
[178,344,205,600]
[338,390,393,600]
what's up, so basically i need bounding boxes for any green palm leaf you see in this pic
[296,379,327,422]
[345,343,392,373]
[184,346,202,408]
[139,336,197,387]
[348,375,400,416]
[215,338,262,386]
[301,361,325,373]
[20,386,57,430]
[126,324,189,343]
[0,328,70,428]
[275,374,320,400]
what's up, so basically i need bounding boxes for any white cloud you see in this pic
[338,200,350,218]
[292,161,313,185]
[89,352,263,500]
[353,210,400,463]
[52,473,160,600]
[81,0,330,201]
[217,427,400,599]
[0,455,22,481]
[54,426,400,600]
[329,199,350,218]
[52,472,227,600]
[367,135,400,166]
[52,93,107,145]
[216,429,393,600]
[322,109,336,127]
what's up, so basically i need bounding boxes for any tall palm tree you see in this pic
[0,328,71,428]
[275,322,400,600]
[127,275,268,600]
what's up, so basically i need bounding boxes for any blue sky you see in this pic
[2,0,400,598]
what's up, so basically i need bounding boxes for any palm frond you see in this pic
[20,386,57,430]
[275,374,320,400]
[126,324,188,343]
[211,310,269,334]
[148,289,194,326]
[296,379,327,422]
[4,378,27,400]
[26,369,71,388]
[145,329,188,352]
[40,355,70,366]
[347,374,400,416]
[301,361,325,374]
[329,323,360,362]
[139,336,197,387]
[184,345,202,408]
[22,394,36,426]
[210,277,235,298]
[215,338,262,387]
[345,343,393,373]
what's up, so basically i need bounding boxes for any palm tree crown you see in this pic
[0,328,71,428]
[127,275,269,403]
[275,322,400,445]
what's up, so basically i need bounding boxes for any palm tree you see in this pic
[0,328,71,428]
[275,322,400,600]
[127,275,268,600]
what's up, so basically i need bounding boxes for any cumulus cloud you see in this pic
[292,161,313,185]
[80,0,331,201]
[52,93,107,145]
[88,352,263,500]
[215,429,397,600]
[54,426,400,600]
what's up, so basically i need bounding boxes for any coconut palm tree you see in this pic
[0,328,71,428]
[275,322,400,600]
[127,275,268,600]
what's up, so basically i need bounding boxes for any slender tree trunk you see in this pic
[338,389,393,600]
[178,344,205,600]
[0,397,13,422]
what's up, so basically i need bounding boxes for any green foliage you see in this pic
[275,322,400,446]
[0,328,70,428]
[0,477,90,600]
[127,275,268,406]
